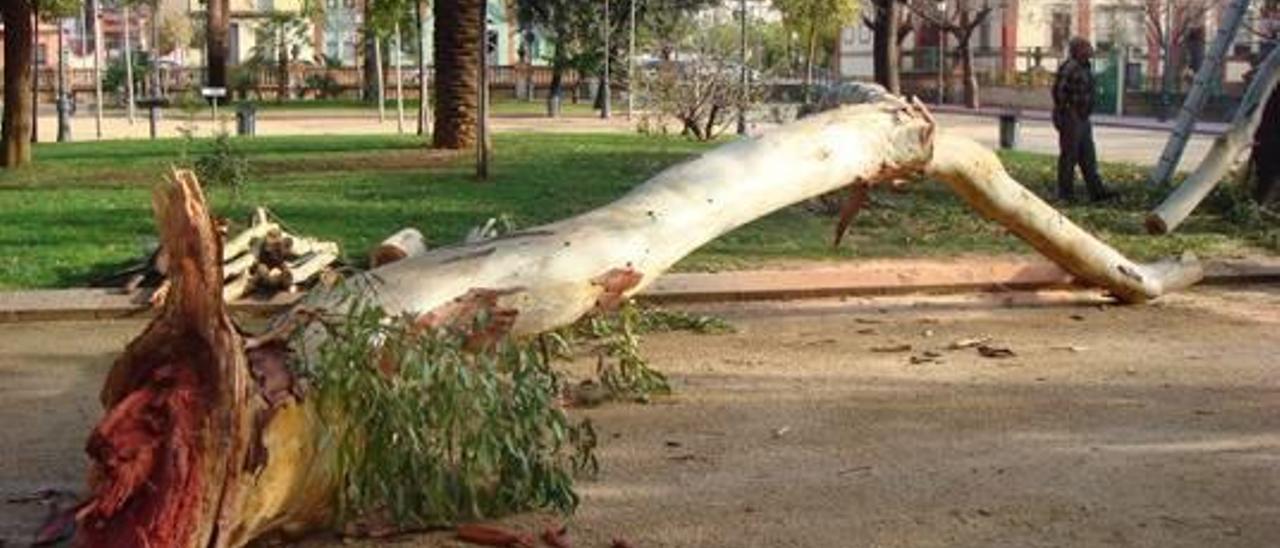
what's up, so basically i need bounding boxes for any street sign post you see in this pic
[202,87,228,125]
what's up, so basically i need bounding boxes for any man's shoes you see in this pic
[1054,193,1076,206]
[1089,189,1120,203]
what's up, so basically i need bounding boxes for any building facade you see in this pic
[837,0,1270,95]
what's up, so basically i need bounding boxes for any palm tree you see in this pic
[2,0,35,167]
[432,0,484,149]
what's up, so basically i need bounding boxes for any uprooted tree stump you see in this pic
[77,91,1204,547]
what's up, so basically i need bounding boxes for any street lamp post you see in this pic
[601,0,612,119]
[737,0,748,135]
[936,0,947,105]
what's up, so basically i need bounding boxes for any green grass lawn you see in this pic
[0,132,1274,290]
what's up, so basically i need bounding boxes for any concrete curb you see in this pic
[1,258,1277,323]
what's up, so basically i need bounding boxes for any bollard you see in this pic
[56,95,72,142]
[137,97,169,140]
[998,113,1019,150]
[236,103,257,136]
[149,104,161,139]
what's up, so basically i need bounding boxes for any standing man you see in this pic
[1052,37,1116,203]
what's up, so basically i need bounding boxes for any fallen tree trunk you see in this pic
[80,94,1203,547]
[1146,45,1280,235]
[928,132,1202,301]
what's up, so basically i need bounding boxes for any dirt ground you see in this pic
[2,286,1278,547]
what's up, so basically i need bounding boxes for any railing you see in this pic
[18,65,585,100]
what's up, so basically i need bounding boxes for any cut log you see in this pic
[223,252,258,281]
[289,250,340,286]
[222,221,279,263]
[1147,46,1280,234]
[369,228,427,267]
[81,95,1205,548]
[287,235,340,258]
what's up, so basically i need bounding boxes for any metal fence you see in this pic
[18,65,586,102]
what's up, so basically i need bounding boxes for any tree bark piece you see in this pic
[80,170,260,547]
[1147,45,1280,234]
[370,227,428,267]
[927,132,1203,302]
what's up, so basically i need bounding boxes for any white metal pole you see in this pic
[124,5,136,124]
[375,36,386,122]
[93,0,103,139]
[737,0,748,135]
[395,22,405,134]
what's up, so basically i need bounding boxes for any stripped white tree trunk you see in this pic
[1147,45,1280,234]
[928,133,1203,301]
[326,98,940,334]
[1148,0,1251,188]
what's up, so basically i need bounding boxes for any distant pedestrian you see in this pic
[1052,37,1117,204]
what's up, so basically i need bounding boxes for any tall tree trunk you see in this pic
[125,5,137,123]
[58,16,72,142]
[152,1,161,97]
[277,28,289,102]
[432,0,482,149]
[872,0,902,94]
[547,52,564,118]
[417,0,430,135]
[959,42,977,108]
[1254,78,1280,205]
[31,3,39,144]
[207,0,229,88]
[1147,45,1280,233]
[362,2,377,101]
[1147,0,1250,188]
[804,21,817,103]
[3,1,35,168]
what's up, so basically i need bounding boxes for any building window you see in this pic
[1051,12,1072,53]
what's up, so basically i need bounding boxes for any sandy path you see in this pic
[2,286,1278,547]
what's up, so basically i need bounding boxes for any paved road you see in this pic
[932,111,1214,171]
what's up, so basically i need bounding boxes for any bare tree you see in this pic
[905,0,993,108]
[864,0,913,93]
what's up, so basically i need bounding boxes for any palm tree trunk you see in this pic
[207,0,229,88]
[125,5,137,123]
[432,0,482,149]
[3,1,35,167]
